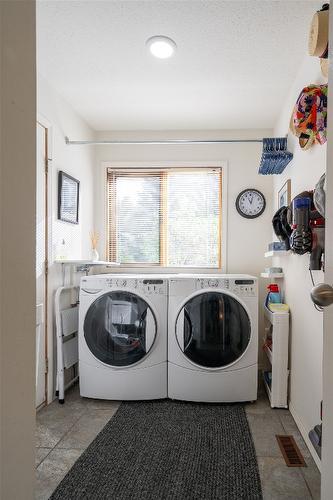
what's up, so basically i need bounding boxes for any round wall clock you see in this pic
[236,189,266,219]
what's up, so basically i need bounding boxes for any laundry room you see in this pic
[3,1,331,499]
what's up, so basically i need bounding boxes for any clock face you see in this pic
[236,189,266,219]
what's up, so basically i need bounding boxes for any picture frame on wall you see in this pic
[278,179,291,209]
[58,171,80,224]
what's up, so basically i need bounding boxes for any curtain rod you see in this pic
[65,136,263,146]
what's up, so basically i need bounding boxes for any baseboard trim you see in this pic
[289,401,322,471]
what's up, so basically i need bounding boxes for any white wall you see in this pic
[93,128,274,365]
[0,2,36,498]
[273,55,326,467]
[38,76,95,400]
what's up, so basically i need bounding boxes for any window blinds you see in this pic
[107,168,222,268]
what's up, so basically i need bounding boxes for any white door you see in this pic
[36,122,48,408]
[320,10,333,498]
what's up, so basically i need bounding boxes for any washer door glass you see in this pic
[176,292,251,368]
[84,291,156,367]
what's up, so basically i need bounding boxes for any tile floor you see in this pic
[35,384,321,499]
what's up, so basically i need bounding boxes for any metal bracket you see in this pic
[76,265,92,275]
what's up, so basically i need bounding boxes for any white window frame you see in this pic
[100,161,228,274]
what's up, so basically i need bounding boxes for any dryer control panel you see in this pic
[140,279,167,296]
[195,278,257,297]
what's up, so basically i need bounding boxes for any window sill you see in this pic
[98,265,225,274]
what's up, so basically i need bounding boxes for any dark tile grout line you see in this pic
[36,448,53,468]
[300,470,318,500]
[55,408,120,451]
[36,405,88,469]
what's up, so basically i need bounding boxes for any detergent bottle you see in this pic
[267,284,281,304]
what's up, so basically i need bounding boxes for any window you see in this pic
[107,168,223,268]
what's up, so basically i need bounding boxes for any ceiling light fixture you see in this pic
[146,35,177,59]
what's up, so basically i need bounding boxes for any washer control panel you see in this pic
[98,277,167,295]
[195,278,257,297]
[140,279,167,295]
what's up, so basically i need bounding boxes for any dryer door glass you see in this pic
[84,291,157,366]
[176,292,251,368]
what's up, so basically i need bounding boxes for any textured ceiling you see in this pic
[37,1,322,131]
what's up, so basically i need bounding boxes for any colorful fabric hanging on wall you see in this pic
[290,84,328,150]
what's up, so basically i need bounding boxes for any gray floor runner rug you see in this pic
[50,400,262,500]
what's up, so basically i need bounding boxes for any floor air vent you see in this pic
[276,435,306,467]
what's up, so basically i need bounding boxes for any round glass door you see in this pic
[176,292,251,368]
[84,291,156,367]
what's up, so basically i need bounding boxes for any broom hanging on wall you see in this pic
[258,137,293,175]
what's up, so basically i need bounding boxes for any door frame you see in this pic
[36,115,53,407]
[321,6,333,496]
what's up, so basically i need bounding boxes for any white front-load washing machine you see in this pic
[79,274,168,400]
[168,275,258,402]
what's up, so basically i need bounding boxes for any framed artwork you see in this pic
[58,171,80,224]
[278,179,291,209]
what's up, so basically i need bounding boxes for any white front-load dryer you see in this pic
[168,275,258,402]
[79,274,168,400]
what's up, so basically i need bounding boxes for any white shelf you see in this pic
[264,306,289,322]
[260,273,284,278]
[55,260,120,286]
[265,251,289,258]
[263,306,289,409]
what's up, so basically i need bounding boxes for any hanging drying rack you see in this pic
[258,137,293,175]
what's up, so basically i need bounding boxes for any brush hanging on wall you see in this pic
[258,137,293,175]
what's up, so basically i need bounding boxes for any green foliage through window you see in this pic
[107,168,222,268]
